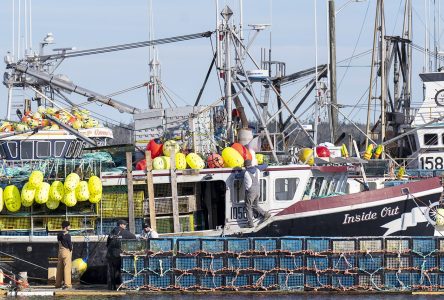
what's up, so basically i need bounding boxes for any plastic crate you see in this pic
[251,274,277,288]
[412,238,437,255]
[200,257,224,272]
[307,256,329,271]
[201,239,225,254]
[121,273,145,289]
[227,257,251,271]
[177,239,200,255]
[384,272,411,289]
[410,272,438,287]
[121,256,145,274]
[225,274,249,287]
[0,217,31,230]
[200,275,224,289]
[305,273,330,288]
[95,218,115,235]
[145,214,194,234]
[147,257,173,274]
[253,238,278,252]
[332,275,356,288]
[279,256,304,271]
[439,239,444,252]
[412,256,438,271]
[306,238,330,253]
[385,238,410,253]
[358,255,383,272]
[332,239,356,253]
[359,238,383,252]
[385,255,410,270]
[146,273,172,288]
[278,273,304,291]
[226,238,250,254]
[100,190,144,218]
[175,274,197,288]
[252,256,277,271]
[174,257,198,271]
[331,255,355,271]
[358,274,382,289]
[121,240,147,253]
[280,238,303,253]
[148,239,174,253]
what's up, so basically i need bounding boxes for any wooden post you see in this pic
[170,150,180,233]
[126,152,135,234]
[145,151,156,231]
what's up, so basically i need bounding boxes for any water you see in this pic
[23,295,443,300]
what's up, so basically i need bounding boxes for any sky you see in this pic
[0,0,436,129]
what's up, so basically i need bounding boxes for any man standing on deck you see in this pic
[244,159,270,228]
[106,220,136,290]
[55,220,72,289]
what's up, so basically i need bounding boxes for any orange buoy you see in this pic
[135,159,147,170]
[231,142,250,160]
[146,139,163,158]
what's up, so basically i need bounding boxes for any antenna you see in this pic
[147,0,162,109]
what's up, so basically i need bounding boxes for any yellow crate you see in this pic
[47,217,95,231]
[99,190,144,218]
[0,217,32,230]
[145,213,194,234]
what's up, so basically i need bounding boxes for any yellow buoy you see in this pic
[35,182,50,204]
[0,187,3,213]
[76,181,90,202]
[29,170,44,189]
[186,153,205,169]
[64,173,80,191]
[72,258,88,278]
[373,144,383,159]
[89,192,102,204]
[363,144,374,160]
[221,147,244,168]
[162,140,180,157]
[255,153,264,165]
[153,156,166,170]
[396,167,406,179]
[4,185,21,212]
[63,190,77,207]
[161,156,171,170]
[298,148,314,166]
[46,198,60,210]
[49,181,65,202]
[175,153,187,170]
[88,176,102,195]
[341,144,349,158]
[21,182,35,207]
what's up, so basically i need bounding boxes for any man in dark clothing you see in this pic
[243,159,270,228]
[106,220,136,290]
[55,220,72,289]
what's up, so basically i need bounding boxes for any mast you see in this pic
[328,0,338,144]
[147,0,162,109]
[221,6,234,143]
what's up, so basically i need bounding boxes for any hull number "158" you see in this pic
[420,156,444,169]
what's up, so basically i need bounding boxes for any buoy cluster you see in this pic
[136,139,266,170]
[0,171,102,213]
[0,107,100,133]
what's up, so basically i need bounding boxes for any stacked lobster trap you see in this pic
[118,236,444,291]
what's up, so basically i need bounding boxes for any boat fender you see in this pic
[63,190,77,207]
[186,153,205,169]
[396,167,405,179]
[88,176,103,195]
[175,153,187,170]
[341,144,349,158]
[373,144,383,159]
[222,147,244,168]
[76,181,90,202]
[89,192,102,204]
[49,181,65,202]
[4,185,21,212]
[153,157,165,170]
[35,182,50,204]
[64,173,80,191]
[163,140,180,157]
[298,148,314,166]
[29,170,44,189]
[21,182,35,207]
[363,144,374,160]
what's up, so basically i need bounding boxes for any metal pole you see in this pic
[365,0,380,148]
[126,152,136,234]
[328,0,338,143]
[225,26,233,142]
[6,86,13,119]
[380,0,387,154]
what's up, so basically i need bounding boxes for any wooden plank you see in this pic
[126,152,135,234]
[170,149,180,233]
[145,151,156,231]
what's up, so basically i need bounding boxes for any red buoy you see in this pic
[207,153,224,168]
[316,146,331,158]
[135,159,147,170]
[146,139,163,158]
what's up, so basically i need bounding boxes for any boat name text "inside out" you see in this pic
[342,206,400,225]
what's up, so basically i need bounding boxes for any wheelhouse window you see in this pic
[7,141,18,158]
[54,141,66,157]
[259,179,267,202]
[275,178,299,201]
[311,177,324,198]
[424,134,438,145]
[65,141,77,158]
[36,141,51,158]
[20,141,34,159]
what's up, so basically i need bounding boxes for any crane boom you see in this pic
[40,31,213,62]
